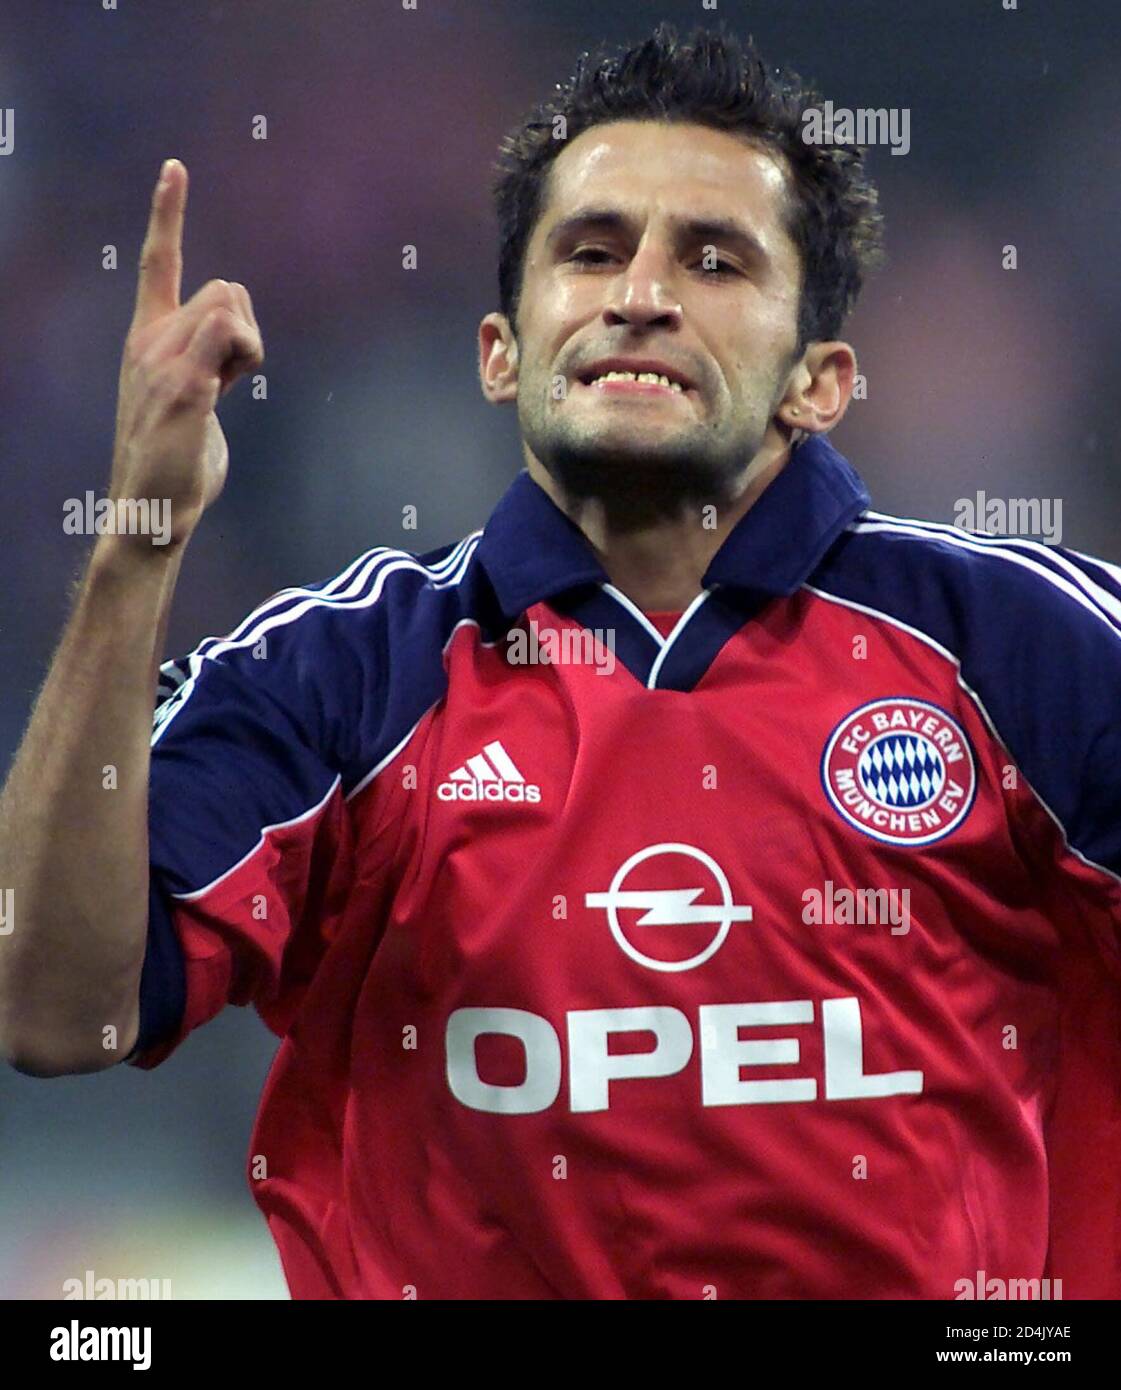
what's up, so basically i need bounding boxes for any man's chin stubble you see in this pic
[528,431,755,530]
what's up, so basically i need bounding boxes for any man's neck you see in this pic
[526,447,791,612]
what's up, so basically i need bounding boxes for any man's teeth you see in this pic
[588,370,685,392]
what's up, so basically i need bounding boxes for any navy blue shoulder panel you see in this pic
[810,513,1121,879]
[131,531,507,1059]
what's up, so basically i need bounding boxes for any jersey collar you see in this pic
[476,433,871,620]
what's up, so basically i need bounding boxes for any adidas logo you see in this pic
[437,740,542,803]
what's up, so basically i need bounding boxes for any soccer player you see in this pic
[2,24,1119,1300]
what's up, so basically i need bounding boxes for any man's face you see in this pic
[505,119,805,507]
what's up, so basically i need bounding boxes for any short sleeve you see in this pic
[127,606,356,1069]
[817,524,1121,888]
[978,542,1121,885]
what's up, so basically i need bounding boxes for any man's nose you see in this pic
[602,246,683,330]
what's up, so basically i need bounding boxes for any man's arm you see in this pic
[0,159,263,1076]
[0,540,182,1074]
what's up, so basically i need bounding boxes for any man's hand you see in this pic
[108,158,264,552]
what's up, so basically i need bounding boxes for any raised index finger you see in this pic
[132,158,188,330]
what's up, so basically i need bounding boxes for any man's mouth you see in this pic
[574,362,697,400]
[582,370,685,394]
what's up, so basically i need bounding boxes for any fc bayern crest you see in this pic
[821,697,977,846]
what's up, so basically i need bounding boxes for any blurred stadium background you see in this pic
[2,0,1119,1298]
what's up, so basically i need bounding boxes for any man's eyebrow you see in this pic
[676,215,769,262]
[544,208,633,248]
[544,207,769,261]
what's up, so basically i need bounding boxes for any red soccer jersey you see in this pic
[130,436,1121,1299]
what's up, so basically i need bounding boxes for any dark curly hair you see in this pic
[492,22,885,357]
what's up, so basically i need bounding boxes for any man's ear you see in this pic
[479,313,519,404]
[774,341,858,435]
